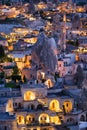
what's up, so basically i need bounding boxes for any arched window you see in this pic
[37,104,43,110]
[19,116,22,123]
[31,104,35,110]
[18,103,22,109]
[52,102,55,109]
[50,116,61,125]
[24,91,35,101]
[80,115,85,121]
[39,113,50,124]
[17,115,25,125]
[26,115,35,124]
[67,118,74,124]
[63,101,72,113]
[49,100,61,112]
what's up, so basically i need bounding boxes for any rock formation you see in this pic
[32,32,58,72]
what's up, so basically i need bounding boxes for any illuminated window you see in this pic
[52,102,55,109]
[49,100,61,112]
[26,115,35,124]
[17,115,25,125]
[39,113,49,124]
[50,116,61,125]
[19,116,22,123]
[66,103,68,107]
[24,91,35,101]
[63,101,72,113]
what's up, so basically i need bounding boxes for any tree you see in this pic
[23,75,27,83]
[2,0,5,4]
[12,66,21,82]
[0,72,5,79]
[74,65,84,88]
[2,0,11,5]
[12,65,19,76]
[75,39,79,47]
[0,45,5,59]
[4,57,12,62]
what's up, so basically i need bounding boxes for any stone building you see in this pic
[0,78,86,130]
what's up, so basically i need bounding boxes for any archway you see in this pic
[67,118,74,124]
[24,91,35,101]
[37,104,43,110]
[28,105,30,110]
[31,104,35,110]
[80,115,85,121]
[63,101,72,113]
[17,115,25,125]
[39,113,50,124]
[18,103,22,109]
[49,99,61,112]
[26,114,35,124]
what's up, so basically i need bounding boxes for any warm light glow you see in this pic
[63,101,72,113]
[16,62,25,70]
[26,115,34,124]
[45,79,53,88]
[76,54,79,61]
[39,113,50,124]
[24,91,35,101]
[41,72,45,79]
[17,115,25,125]
[6,100,13,112]
[13,28,29,36]
[76,7,85,12]
[50,116,61,125]
[49,100,62,112]
[24,37,37,43]
[8,45,13,51]
[37,2,47,10]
